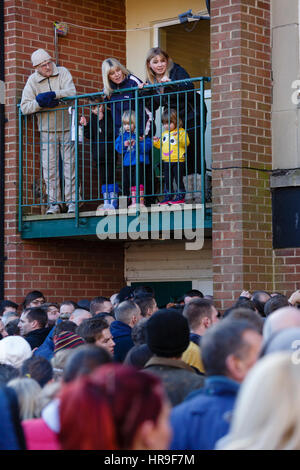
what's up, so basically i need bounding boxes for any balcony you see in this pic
[18,77,211,240]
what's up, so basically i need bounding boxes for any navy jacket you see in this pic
[0,387,22,450]
[83,108,115,165]
[24,327,52,350]
[110,320,134,363]
[108,74,152,136]
[170,376,240,450]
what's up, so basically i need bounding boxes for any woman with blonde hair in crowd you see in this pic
[217,352,300,450]
[7,377,42,421]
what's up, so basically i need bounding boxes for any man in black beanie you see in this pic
[143,309,204,407]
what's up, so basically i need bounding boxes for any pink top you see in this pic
[22,418,61,450]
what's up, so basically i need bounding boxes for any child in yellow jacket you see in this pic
[153,109,190,204]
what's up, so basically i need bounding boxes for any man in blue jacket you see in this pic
[110,300,142,362]
[169,318,262,450]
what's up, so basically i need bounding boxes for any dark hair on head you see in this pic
[59,363,165,450]
[76,318,109,344]
[62,344,113,383]
[0,363,20,385]
[88,95,106,105]
[20,356,53,388]
[124,344,153,369]
[53,320,78,337]
[225,308,264,334]
[40,302,60,317]
[183,298,215,330]
[201,319,260,376]
[0,300,18,315]
[234,298,256,312]
[25,307,48,329]
[161,108,182,128]
[90,296,111,316]
[22,291,45,309]
[251,298,266,317]
[168,304,184,314]
[133,285,155,298]
[264,295,290,317]
[184,289,204,300]
[133,296,156,318]
[5,318,20,336]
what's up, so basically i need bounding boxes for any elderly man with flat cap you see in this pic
[20,49,77,214]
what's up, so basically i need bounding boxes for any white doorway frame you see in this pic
[153,10,208,47]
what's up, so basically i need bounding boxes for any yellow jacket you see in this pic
[153,127,190,163]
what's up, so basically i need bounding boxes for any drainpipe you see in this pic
[0,0,5,300]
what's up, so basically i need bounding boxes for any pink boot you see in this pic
[128,186,136,208]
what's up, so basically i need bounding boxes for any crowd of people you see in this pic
[0,285,300,450]
[20,47,207,214]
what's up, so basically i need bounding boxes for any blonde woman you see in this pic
[101,58,152,137]
[8,377,42,421]
[217,352,300,450]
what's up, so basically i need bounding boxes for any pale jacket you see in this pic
[20,63,76,132]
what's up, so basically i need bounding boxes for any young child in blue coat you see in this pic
[115,111,152,207]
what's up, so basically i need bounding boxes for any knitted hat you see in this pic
[0,336,32,369]
[145,309,190,358]
[31,49,52,67]
[54,331,85,354]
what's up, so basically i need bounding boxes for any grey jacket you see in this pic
[20,63,76,132]
[143,356,205,407]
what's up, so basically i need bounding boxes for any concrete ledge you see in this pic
[270,169,300,188]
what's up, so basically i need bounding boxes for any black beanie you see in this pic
[145,309,190,358]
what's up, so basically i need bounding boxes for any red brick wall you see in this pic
[274,248,300,295]
[211,0,273,310]
[4,0,126,304]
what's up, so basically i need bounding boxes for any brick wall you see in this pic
[4,0,126,304]
[274,248,300,295]
[211,0,273,310]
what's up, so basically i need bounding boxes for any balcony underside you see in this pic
[21,204,212,240]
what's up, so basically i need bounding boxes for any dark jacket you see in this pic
[83,109,115,165]
[143,356,204,407]
[110,320,134,363]
[24,327,52,350]
[108,74,152,136]
[142,63,206,125]
[169,376,240,450]
[141,63,207,174]
[0,387,22,450]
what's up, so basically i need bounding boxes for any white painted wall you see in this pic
[272,0,300,169]
[125,0,208,79]
[124,239,213,294]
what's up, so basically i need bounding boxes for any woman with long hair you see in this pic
[143,47,207,203]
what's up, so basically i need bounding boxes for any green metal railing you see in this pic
[18,76,211,232]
